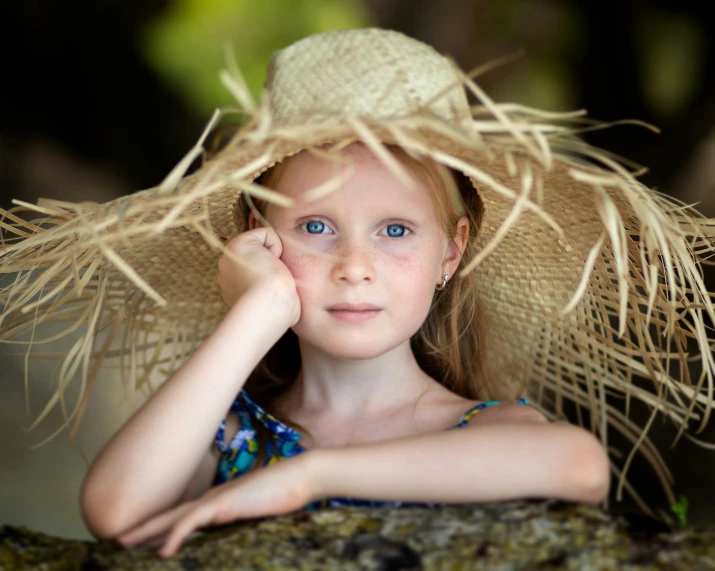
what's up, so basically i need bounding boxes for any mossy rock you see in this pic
[2,500,715,570]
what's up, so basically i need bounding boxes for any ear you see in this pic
[441,216,469,282]
[248,210,261,231]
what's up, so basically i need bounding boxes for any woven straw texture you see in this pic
[2,28,715,515]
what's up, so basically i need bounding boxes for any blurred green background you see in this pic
[2,0,715,540]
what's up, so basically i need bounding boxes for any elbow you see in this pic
[561,431,611,505]
[80,477,140,540]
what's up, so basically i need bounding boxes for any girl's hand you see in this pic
[217,228,300,326]
[117,453,317,558]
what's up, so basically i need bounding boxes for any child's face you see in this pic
[261,143,462,360]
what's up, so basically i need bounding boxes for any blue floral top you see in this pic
[215,389,530,510]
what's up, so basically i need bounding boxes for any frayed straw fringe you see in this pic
[1,55,715,517]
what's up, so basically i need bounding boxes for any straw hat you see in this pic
[2,28,715,514]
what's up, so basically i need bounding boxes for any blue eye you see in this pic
[384,224,408,237]
[302,220,328,234]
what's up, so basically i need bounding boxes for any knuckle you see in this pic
[226,235,246,253]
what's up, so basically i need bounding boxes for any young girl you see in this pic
[1,28,713,559]
[79,140,610,557]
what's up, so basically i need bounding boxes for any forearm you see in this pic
[307,422,610,505]
[81,286,290,536]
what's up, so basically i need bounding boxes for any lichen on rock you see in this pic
[2,500,715,569]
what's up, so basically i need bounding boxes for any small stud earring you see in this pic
[435,274,449,291]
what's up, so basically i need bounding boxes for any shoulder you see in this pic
[416,386,548,431]
[461,400,549,428]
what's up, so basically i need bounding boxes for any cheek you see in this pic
[389,248,441,304]
[279,246,325,295]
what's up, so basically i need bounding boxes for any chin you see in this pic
[323,343,391,361]
[298,330,407,361]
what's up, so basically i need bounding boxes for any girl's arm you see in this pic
[305,414,611,505]
[80,283,293,540]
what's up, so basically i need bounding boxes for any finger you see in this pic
[118,514,175,547]
[120,506,189,543]
[259,227,284,258]
[159,504,214,558]
[118,503,193,547]
[227,227,284,261]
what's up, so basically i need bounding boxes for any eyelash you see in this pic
[299,220,411,238]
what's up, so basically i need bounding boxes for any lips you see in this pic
[327,303,382,323]
[327,303,382,311]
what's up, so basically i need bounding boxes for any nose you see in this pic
[330,238,376,285]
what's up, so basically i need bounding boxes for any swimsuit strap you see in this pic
[452,397,531,428]
[215,393,259,454]
[237,390,301,441]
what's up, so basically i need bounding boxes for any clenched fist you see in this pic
[216,228,300,327]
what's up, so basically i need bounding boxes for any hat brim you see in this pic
[2,86,715,512]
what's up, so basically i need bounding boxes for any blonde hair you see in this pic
[233,144,523,470]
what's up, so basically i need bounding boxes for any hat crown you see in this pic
[265,28,472,129]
